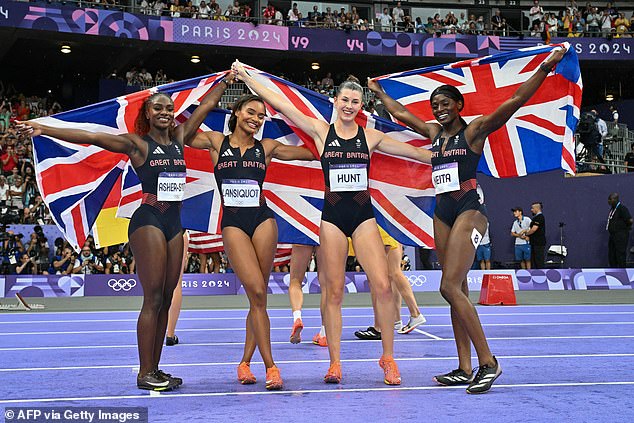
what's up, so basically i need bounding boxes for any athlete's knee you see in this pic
[439,282,463,303]
[142,290,164,313]
[326,283,344,306]
[246,283,268,309]
[372,278,392,301]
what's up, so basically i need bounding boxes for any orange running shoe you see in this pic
[379,355,401,385]
[290,318,304,344]
[312,332,328,347]
[324,362,342,384]
[237,362,256,385]
[265,366,283,390]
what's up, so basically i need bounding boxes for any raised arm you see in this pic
[371,128,432,164]
[368,78,438,139]
[16,121,140,156]
[180,73,233,146]
[267,140,318,161]
[465,47,567,149]
[232,60,329,149]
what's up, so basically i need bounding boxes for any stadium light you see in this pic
[60,45,71,54]
[191,55,201,64]
[311,62,320,70]
[605,94,614,101]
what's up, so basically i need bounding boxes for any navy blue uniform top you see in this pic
[430,127,481,183]
[134,135,186,196]
[320,124,371,191]
[214,136,267,207]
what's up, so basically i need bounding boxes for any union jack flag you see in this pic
[373,42,582,177]
[32,72,227,250]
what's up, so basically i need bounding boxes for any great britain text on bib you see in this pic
[222,179,260,207]
[329,163,368,192]
[432,163,460,194]
[157,172,186,201]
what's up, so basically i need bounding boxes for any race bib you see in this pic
[222,179,260,207]
[329,164,368,192]
[432,163,460,194]
[157,172,186,201]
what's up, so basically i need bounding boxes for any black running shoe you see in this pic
[156,369,183,387]
[433,368,474,386]
[165,335,179,346]
[137,370,179,391]
[354,326,381,340]
[466,357,502,394]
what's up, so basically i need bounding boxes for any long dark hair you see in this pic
[134,92,174,136]
[228,94,265,132]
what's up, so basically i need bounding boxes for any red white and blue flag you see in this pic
[373,42,582,177]
[32,72,227,250]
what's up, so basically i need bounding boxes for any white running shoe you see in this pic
[397,314,427,334]
[394,320,403,331]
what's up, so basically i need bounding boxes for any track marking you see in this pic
[412,329,443,340]
[3,321,634,336]
[2,381,634,404]
[2,353,633,373]
[4,334,634,352]
[5,311,634,325]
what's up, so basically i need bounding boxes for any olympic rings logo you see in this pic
[108,278,137,292]
[408,275,427,287]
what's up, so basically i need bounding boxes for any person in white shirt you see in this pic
[392,1,404,31]
[378,7,392,32]
[511,207,532,269]
[0,175,8,203]
[592,109,608,160]
[529,0,544,27]
[198,1,211,19]
[600,9,613,37]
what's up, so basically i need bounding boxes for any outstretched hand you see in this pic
[548,46,568,65]
[367,78,383,94]
[232,60,248,81]
[15,121,41,138]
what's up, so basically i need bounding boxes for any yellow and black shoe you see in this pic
[137,370,179,391]
[156,369,183,387]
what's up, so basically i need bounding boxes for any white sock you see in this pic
[293,310,302,321]
[319,325,326,337]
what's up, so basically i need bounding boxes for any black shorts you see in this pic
[128,203,183,242]
[434,187,486,227]
[321,188,375,237]
[221,205,275,238]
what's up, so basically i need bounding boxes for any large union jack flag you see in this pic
[32,72,227,250]
[373,42,582,177]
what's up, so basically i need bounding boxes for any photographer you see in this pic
[24,194,48,224]
[73,244,104,274]
[15,252,36,275]
[52,246,74,275]
[105,250,129,274]
[16,252,37,275]
[1,230,24,274]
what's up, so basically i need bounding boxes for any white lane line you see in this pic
[3,321,634,336]
[2,380,634,404]
[1,303,633,317]
[5,311,634,325]
[412,329,444,340]
[4,334,634,352]
[2,353,633,373]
